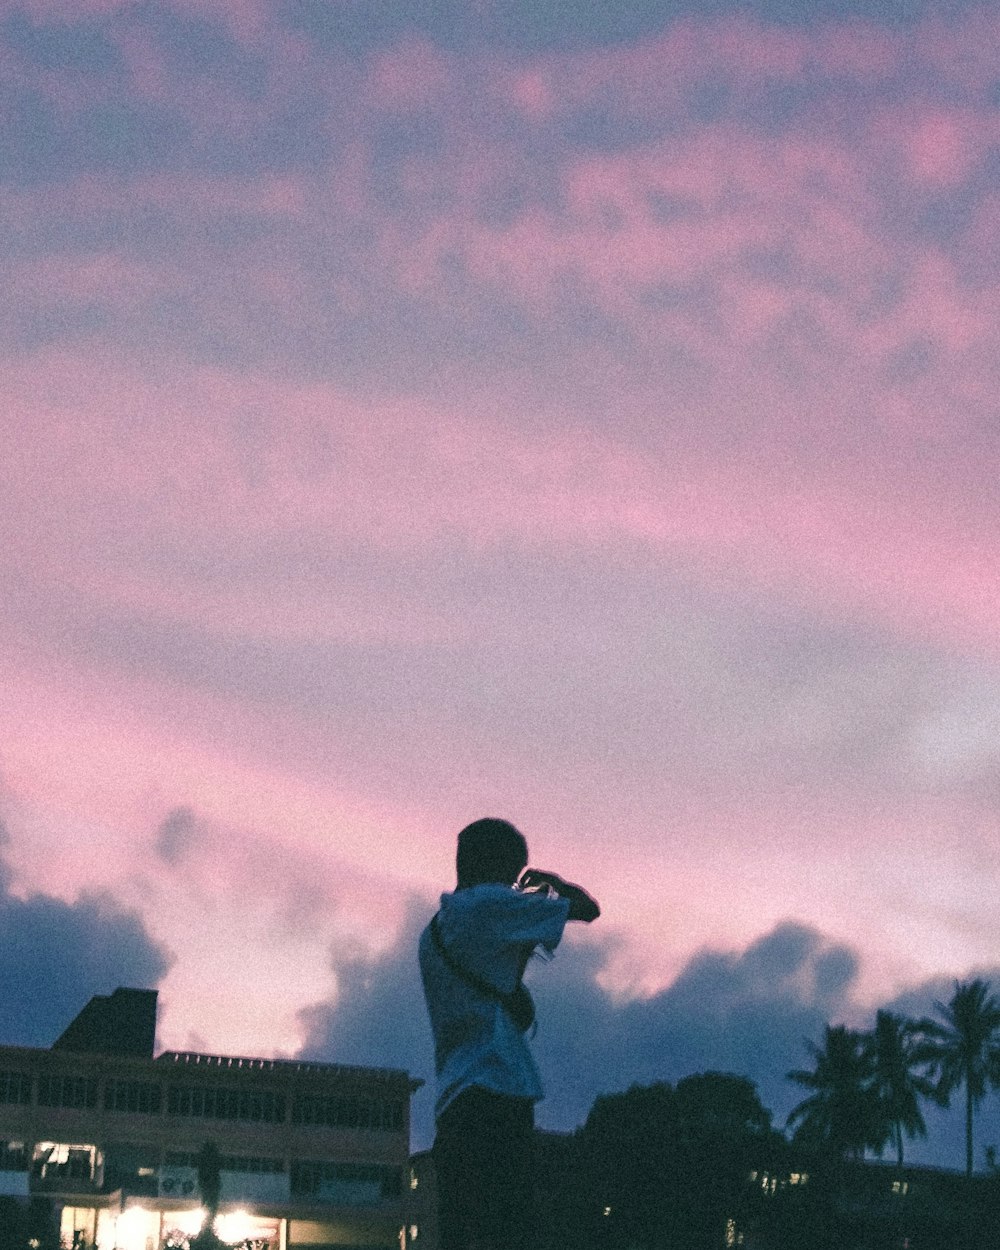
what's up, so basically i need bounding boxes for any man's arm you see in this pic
[519,869,600,922]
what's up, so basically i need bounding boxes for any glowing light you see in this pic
[115,1208,157,1250]
[165,1208,206,1238]
[216,1209,255,1244]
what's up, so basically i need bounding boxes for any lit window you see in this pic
[603,1207,612,1217]
[32,1142,100,1183]
[60,1206,96,1245]
[409,1170,419,1190]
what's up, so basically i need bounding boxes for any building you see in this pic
[0,988,422,1250]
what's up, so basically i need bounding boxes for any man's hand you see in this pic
[519,869,600,922]
[519,868,566,892]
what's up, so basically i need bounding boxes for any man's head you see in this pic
[456,818,528,889]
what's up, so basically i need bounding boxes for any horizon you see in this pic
[9,977,1000,1177]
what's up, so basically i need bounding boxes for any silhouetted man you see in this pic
[419,817,600,1250]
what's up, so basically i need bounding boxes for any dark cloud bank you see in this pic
[300,899,1000,1170]
[0,824,172,1047]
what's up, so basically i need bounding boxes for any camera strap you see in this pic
[429,912,535,1033]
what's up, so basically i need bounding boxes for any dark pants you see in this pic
[433,1087,535,1250]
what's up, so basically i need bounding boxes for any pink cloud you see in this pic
[903,108,1000,188]
[506,68,554,121]
[371,37,452,111]
[5,342,1000,664]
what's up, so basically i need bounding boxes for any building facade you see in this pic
[0,989,421,1250]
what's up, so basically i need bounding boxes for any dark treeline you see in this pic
[534,978,1000,1250]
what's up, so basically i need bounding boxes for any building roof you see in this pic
[156,1049,421,1088]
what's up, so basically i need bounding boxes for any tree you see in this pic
[671,1072,780,1249]
[579,1081,677,1249]
[578,1074,780,1249]
[786,1027,880,1250]
[193,1142,223,1250]
[866,1009,939,1168]
[786,1024,876,1161]
[920,978,1000,1179]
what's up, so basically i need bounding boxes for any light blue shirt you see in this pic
[419,883,570,1120]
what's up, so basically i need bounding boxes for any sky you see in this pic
[2,0,1000,1169]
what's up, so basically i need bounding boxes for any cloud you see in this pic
[299,904,1000,1168]
[0,867,173,1047]
[298,895,438,1132]
[533,920,861,1138]
[299,905,855,1151]
[154,805,198,866]
[3,7,999,506]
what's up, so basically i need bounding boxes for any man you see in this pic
[419,817,600,1250]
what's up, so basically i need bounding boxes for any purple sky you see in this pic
[3,0,1000,1166]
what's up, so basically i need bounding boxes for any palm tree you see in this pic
[865,1009,938,1168]
[787,1024,876,1161]
[920,979,1000,1179]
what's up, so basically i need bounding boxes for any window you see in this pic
[37,1076,97,1110]
[221,1156,286,1174]
[103,1143,159,1193]
[0,1072,31,1105]
[291,1094,403,1130]
[31,1143,100,1184]
[290,1160,402,1203]
[166,1084,286,1122]
[104,1080,163,1115]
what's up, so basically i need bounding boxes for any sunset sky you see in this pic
[3,0,1000,1167]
